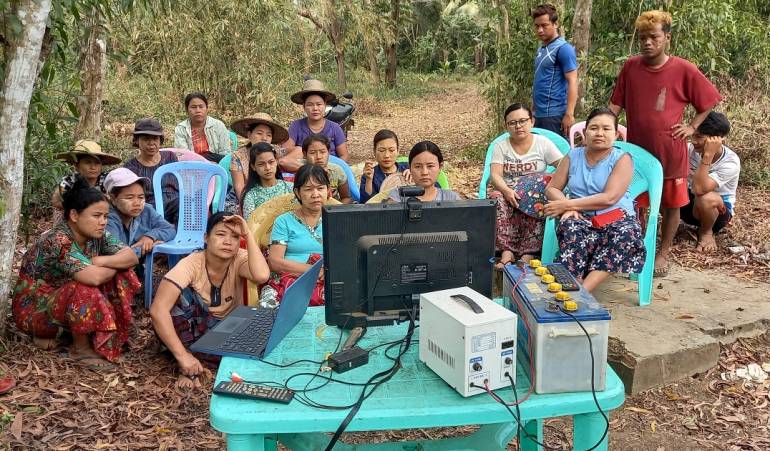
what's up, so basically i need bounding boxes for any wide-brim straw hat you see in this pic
[56,139,122,166]
[290,79,336,105]
[231,113,289,144]
[248,193,340,249]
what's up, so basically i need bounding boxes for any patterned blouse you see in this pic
[59,172,108,195]
[18,221,125,288]
[242,180,293,220]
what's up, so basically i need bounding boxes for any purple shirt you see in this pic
[288,118,346,156]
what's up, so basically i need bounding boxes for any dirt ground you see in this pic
[2,81,770,450]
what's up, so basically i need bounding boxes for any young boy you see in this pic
[104,168,176,274]
[609,10,721,277]
[531,4,578,137]
[682,112,739,252]
[301,134,353,204]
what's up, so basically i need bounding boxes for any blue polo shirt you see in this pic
[533,36,578,119]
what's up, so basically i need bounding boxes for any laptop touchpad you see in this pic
[215,317,246,333]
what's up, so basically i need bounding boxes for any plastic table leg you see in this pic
[519,419,543,451]
[572,411,609,451]
[226,433,277,451]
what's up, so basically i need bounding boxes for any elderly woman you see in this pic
[174,92,231,162]
[266,164,330,306]
[388,141,460,202]
[490,103,562,267]
[544,108,646,292]
[280,79,349,172]
[150,212,270,389]
[13,178,140,369]
[230,112,289,199]
[124,118,180,225]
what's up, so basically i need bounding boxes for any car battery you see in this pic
[503,262,610,394]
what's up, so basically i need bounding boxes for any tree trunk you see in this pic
[74,9,107,141]
[494,0,510,50]
[327,1,346,91]
[0,0,54,333]
[571,0,593,107]
[385,0,400,88]
[362,0,381,85]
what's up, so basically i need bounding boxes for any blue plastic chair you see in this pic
[229,130,239,153]
[328,155,361,202]
[144,161,229,308]
[477,128,570,199]
[541,142,663,306]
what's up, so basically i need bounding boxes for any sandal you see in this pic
[69,354,116,371]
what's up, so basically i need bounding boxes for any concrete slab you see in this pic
[594,266,770,394]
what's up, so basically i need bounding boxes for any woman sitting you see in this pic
[490,103,563,267]
[266,164,329,306]
[281,79,348,172]
[359,129,409,203]
[302,134,352,204]
[544,108,646,292]
[104,168,176,275]
[124,118,180,225]
[173,92,231,162]
[13,178,141,369]
[230,113,289,199]
[150,212,269,389]
[241,142,293,220]
[388,141,460,202]
[52,140,121,210]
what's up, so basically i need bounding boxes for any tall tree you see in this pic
[299,0,347,90]
[0,0,54,333]
[384,0,400,88]
[74,8,107,140]
[571,0,592,105]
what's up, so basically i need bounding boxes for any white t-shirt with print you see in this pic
[687,143,740,213]
[491,134,563,186]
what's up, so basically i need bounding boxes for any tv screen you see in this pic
[322,199,495,328]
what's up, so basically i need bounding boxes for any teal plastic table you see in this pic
[210,307,625,450]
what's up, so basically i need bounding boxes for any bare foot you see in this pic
[68,348,114,370]
[176,374,202,390]
[520,254,535,263]
[653,253,670,278]
[495,250,515,270]
[696,233,717,253]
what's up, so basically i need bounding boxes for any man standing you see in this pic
[609,10,721,277]
[531,4,578,137]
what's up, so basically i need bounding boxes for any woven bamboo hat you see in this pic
[56,139,121,166]
[231,113,289,144]
[290,79,336,105]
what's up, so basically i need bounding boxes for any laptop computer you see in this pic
[190,259,323,360]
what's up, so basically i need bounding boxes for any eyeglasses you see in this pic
[506,119,531,128]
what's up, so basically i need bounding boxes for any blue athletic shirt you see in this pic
[533,36,578,119]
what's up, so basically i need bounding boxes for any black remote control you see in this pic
[213,381,295,404]
[546,264,580,291]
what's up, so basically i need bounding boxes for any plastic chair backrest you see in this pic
[165,149,217,207]
[478,128,569,199]
[540,141,662,305]
[153,162,228,238]
[394,156,451,189]
[219,154,234,187]
[229,130,239,153]
[569,121,628,148]
[328,155,361,202]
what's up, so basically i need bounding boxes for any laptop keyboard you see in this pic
[220,310,278,355]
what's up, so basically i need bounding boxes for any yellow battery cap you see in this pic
[534,266,549,276]
[541,274,555,284]
[547,282,562,293]
[554,291,571,302]
[529,259,542,268]
[563,300,578,311]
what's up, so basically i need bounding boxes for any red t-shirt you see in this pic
[610,56,721,179]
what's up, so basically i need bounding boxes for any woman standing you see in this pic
[544,108,646,292]
[230,112,289,198]
[13,178,140,369]
[489,103,563,266]
[174,92,231,162]
[124,118,180,224]
[281,79,349,172]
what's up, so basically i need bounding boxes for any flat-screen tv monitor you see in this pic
[322,199,496,328]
